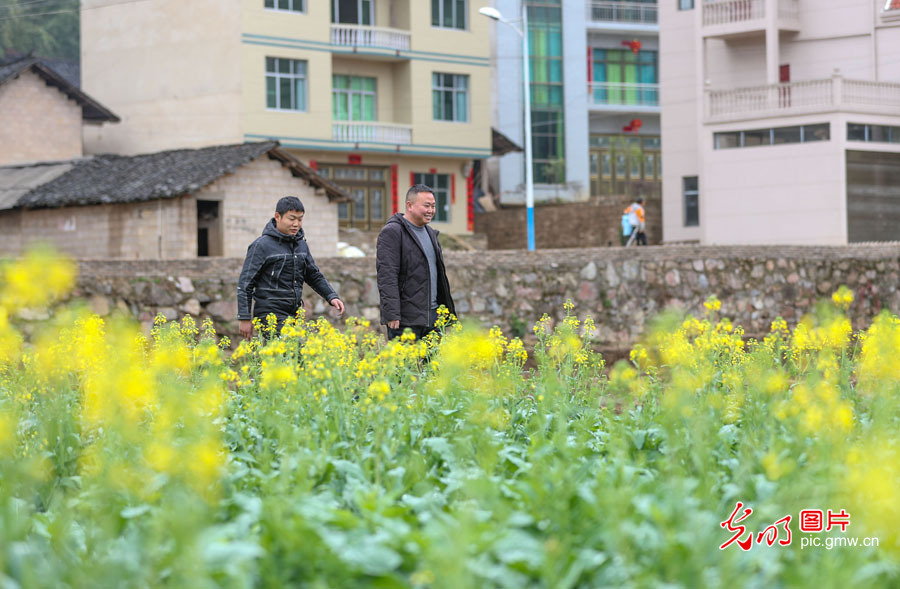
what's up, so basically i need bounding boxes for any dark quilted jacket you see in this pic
[237,219,338,320]
[376,213,455,326]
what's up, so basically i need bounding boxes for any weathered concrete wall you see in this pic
[69,244,900,349]
[0,70,83,165]
[474,195,663,250]
[203,156,339,258]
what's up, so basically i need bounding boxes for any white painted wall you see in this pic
[660,0,900,245]
[660,0,701,243]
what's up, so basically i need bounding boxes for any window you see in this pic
[714,132,739,149]
[432,73,469,122]
[432,0,467,29]
[533,110,565,183]
[265,0,304,12]
[332,0,372,25]
[847,123,900,144]
[333,75,376,121]
[591,48,658,106]
[529,1,565,183]
[266,57,307,111]
[803,124,830,142]
[714,124,830,149]
[683,177,699,227]
[412,173,450,222]
[743,128,771,147]
[678,0,694,9]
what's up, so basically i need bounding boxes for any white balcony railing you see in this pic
[589,82,660,107]
[703,0,764,26]
[703,0,799,27]
[586,1,658,25]
[331,24,410,52]
[706,75,900,122]
[333,122,412,145]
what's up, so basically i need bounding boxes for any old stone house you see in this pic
[0,141,349,258]
[0,54,119,165]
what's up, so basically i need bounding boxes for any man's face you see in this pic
[405,192,436,227]
[274,209,304,235]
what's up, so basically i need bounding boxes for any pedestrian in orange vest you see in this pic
[623,197,646,246]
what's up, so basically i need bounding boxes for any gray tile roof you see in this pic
[8,141,349,210]
[0,162,74,211]
[0,55,116,123]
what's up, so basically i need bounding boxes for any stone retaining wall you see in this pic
[70,244,900,349]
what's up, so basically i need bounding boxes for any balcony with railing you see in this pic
[331,24,411,53]
[702,0,799,37]
[589,82,660,112]
[332,121,412,145]
[586,1,658,32]
[705,74,900,123]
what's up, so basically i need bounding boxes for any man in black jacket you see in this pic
[376,184,455,340]
[237,196,344,339]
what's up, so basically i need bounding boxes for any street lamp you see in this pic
[479,4,535,251]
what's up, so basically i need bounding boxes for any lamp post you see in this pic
[479,4,535,251]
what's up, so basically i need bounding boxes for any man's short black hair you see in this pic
[406,184,434,203]
[276,196,305,215]
[636,197,645,204]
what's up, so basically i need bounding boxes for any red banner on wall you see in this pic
[450,173,456,205]
[391,165,399,214]
[466,166,475,232]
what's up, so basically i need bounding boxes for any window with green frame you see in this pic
[432,73,469,122]
[432,0,467,29]
[331,0,372,25]
[412,173,450,222]
[332,75,376,121]
[591,48,658,106]
[266,57,307,111]
[265,0,304,12]
[528,1,564,184]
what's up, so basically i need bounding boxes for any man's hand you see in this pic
[387,320,400,329]
[330,298,345,316]
[239,319,253,340]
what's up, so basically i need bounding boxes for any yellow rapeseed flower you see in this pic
[703,295,722,312]
[0,245,75,311]
[832,285,854,310]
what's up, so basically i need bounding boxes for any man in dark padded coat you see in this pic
[376,184,455,340]
[237,196,344,339]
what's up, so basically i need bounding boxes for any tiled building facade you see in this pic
[491,0,661,204]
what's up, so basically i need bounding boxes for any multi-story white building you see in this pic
[661,0,900,245]
[490,0,661,204]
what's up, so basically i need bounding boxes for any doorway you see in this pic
[196,200,223,256]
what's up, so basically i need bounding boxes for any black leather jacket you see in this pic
[237,220,338,320]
